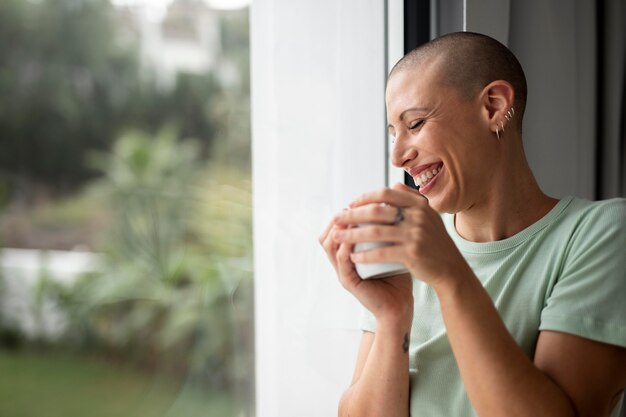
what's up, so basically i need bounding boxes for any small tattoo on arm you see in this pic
[402,333,409,353]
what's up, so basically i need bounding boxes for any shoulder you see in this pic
[561,196,626,224]
[551,196,626,264]
[550,197,626,246]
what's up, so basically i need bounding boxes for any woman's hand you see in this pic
[319,204,413,329]
[333,183,468,291]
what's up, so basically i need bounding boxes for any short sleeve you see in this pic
[539,199,626,348]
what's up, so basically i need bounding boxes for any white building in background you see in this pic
[0,249,101,340]
[113,0,227,89]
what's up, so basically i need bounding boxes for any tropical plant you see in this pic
[54,129,253,402]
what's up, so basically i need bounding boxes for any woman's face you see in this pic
[386,63,499,214]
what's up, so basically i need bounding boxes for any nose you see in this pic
[391,134,418,168]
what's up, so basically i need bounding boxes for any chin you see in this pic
[424,196,445,213]
[424,193,456,214]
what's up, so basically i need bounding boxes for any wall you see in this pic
[251,1,387,415]
[466,0,597,200]
[508,0,596,199]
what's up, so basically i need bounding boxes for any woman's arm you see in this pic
[320,197,416,417]
[436,271,626,417]
[339,325,411,417]
[435,269,575,416]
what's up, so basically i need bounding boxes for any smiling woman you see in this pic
[321,32,626,417]
[384,44,525,215]
[248,1,626,416]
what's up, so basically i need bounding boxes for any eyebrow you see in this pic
[387,107,429,130]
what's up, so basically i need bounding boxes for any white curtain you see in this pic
[251,1,387,415]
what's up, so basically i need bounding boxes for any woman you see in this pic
[319,32,626,417]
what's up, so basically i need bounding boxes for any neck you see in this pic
[454,138,558,242]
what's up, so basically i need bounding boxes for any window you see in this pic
[0,1,253,416]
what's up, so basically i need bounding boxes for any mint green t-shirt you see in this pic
[360,197,626,416]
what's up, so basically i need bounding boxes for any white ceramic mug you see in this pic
[353,224,409,279]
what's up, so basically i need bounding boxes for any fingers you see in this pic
[320,218,362,291]
[349,183,425,208]
[333,203,398,226]
[319,220,347,269]
[391,182,425,198]
[350,244,405,265]
[332,224,409,244]
[318,219,335,245]
[336,240,361,291]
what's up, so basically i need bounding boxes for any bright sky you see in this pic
[110,0,250,21]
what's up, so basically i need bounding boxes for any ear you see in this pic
[479,80,515,134]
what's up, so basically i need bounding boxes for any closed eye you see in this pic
[409,120,425,130]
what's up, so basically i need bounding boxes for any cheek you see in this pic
[445,129,490,175]
[436,151,477,208]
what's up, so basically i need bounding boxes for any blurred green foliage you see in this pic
[0,0,139,191]
[0,0,246,199]
[49,130,255,400]
[2,129,254,411]
[0,0,253,414]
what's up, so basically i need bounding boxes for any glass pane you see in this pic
[0,1,253,416]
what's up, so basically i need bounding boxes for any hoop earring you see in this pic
[495,127,500,140]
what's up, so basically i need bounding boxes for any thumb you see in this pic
[391,182,429,204]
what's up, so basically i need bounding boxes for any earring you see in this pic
[495,126,500,140]
[500,120,505,132]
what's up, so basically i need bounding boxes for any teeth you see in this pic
[415,166,441,187]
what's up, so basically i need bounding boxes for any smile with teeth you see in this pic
[414,166,442,188]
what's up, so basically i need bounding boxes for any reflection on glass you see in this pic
[0,0,253,416]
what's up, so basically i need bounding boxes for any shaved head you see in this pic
[390,32,527,127]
